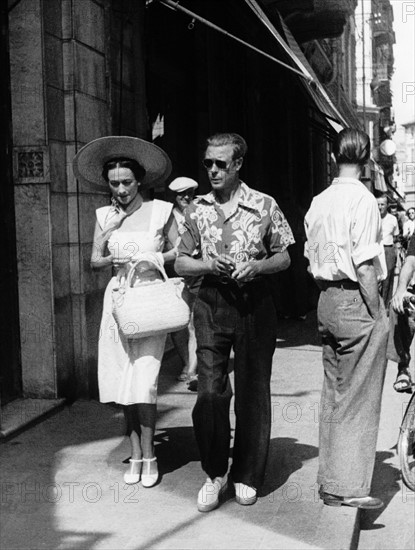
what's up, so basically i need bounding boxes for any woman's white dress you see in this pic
[96,199,172,405]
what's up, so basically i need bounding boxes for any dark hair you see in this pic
[333,128,370,166]
[205,133,248,160]
[377,194,388,203]
[406,207,415,216]
[102,157,146,182]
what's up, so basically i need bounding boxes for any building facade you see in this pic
[355,0,397,198]
[1,0,361,429]
[395,122,415,207]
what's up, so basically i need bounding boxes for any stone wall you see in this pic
[59,0,111,398]
[9,0,148,399]
[10,0,56,397]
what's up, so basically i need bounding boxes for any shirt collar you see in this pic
[197,181,260,212]
[332,177,364,186]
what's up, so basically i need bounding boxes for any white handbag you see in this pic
[112,255,191,339]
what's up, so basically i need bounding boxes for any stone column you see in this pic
[9,0,56,398]
[9,0,148,400]
[60,0,112,397]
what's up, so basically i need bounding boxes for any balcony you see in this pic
[260,0,357,43]
[372,82,392,109]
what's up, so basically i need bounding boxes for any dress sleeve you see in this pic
[156,199,173,225]
[96,206,112,230]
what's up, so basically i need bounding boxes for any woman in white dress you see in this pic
[73,137,175,487]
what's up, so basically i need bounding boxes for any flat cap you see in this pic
[168,177,198,193]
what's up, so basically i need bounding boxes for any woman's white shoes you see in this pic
[123,457,158,487]
[123,458,143,485]
[141,457,159,488]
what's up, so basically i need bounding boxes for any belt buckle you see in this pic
[218,275,232,284]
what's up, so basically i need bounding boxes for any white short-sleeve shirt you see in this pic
[380,213,399,246]
[304,177,387,282]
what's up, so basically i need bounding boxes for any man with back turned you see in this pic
[304,128,388,509]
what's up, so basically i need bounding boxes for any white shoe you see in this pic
[197,474,228,512]
[123,458,142,485]
[234,482,257,505]
[141,457,159,488]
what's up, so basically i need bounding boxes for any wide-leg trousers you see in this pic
[192,277,277,489]
[317,282,388,497]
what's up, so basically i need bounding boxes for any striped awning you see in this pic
[244,0,360,129]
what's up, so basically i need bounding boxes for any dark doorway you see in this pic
[0,4,22,405]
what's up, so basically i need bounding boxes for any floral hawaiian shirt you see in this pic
[177,181,295,264]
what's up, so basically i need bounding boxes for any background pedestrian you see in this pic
[304,128,388,510]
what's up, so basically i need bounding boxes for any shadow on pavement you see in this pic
[0,309,323,549]
[260,436,319,498]
[154,426,200,476]
[275,310,322,348]
[359,450,401,530]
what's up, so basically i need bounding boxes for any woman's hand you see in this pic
[104,210,127,234]
[112,257,131,268]
[91,253,114,270]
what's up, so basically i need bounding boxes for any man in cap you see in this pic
[167,177,199,251]
[165,177,199,388]
[175,132,294,512]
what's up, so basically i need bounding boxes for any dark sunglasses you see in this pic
[202,158,234,171]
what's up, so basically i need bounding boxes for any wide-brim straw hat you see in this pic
[73,136,172,190]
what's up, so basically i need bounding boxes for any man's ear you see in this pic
[235,157,243,171]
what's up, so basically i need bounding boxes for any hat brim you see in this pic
[73,136,172,190]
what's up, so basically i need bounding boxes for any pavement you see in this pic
[0,311,413,550]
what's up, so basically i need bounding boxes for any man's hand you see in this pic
[390,256,415,314]
[355,260,381,320]
[391,288,414,314]
[231,261,261,282]
[209,255,235,277]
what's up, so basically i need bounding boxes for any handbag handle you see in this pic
[125,255,168,288]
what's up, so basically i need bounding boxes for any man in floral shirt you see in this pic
[175,133,294,512]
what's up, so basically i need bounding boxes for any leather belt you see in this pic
[318,279,359,290]
[202,275,265,287]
